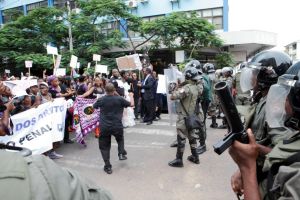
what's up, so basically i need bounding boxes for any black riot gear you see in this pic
[250,50,292,90]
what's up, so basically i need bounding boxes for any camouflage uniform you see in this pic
[172,80,203,160]
[0,150,112,200]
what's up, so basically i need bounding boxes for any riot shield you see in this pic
[164,68,180,126]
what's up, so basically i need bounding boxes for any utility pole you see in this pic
[67,0,73,52]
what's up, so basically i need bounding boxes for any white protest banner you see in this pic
[95,65,108,74]
[0,99,67,154]
[55,68,66,76]
[116,54,142,71]
[70,55,78,68]
[157,74,167,94]
[93,54,101,62]
[46,45,58,55]
[5,69,10,74]
[25,61,33,68]
[55,54,62,69]
[50,98,67,142]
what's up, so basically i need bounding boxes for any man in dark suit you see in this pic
[138,68,155,125]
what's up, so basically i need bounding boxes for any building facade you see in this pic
[285,40,300,62]
[0,0,228,31]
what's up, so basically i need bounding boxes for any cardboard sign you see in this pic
[95,65,108,74]
[25,61,33,68]
[55,68,66,76]
[70,55,78,68]
[116,54,142,71]
[46,45,58,55]
[93,54,101,62]
[55,55,62,69]
[175,50,185,63]
[5,69,10,74]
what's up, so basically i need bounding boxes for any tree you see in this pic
[215,52,234,69]
[142,12,223,57]
[0,7,68,75]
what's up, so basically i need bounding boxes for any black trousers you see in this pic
[143,98,155,122]
[155,94,163,118]
[201,100,211,124]
[134,96,139,119]
[98,128,126,167]
[64,110,72,142]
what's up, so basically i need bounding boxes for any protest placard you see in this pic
[76,62,80,69]
[46,45,58,55]
[5,69,10,74]
[116,54,142,71]
[55,68,66,76]
[70,55,78,68]
[25,61,33,68]
[55,55,62,69]
[157,74,167,94]
[95,65,108,74]
[87,62,91,68]
[93,54,101,62]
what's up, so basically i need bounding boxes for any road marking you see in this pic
[125,128,176,136]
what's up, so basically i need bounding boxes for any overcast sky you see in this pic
[228,0,300,49]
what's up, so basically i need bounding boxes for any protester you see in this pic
[131,72,140,119]
[93,83,133,174]
[138,68,156,125]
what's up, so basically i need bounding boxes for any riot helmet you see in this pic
[265,61,300,129]
[184,67,201,81]
[203,63,216,74]
[240,50,292,93]
[221,67,233,77]
[185,60,202,75]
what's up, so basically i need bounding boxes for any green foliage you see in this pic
[142,12,223,50]
[215,52,234,69]
[0,7,68,74]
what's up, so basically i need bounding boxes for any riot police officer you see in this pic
[230,61,300,199]
[168,67,203,167]
[230,50,292,197]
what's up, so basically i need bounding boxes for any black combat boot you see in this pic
[170,139,178,148]
[196,144,207,155]
[210,116,218,128]
[217,117,228,129]
[169,136,185,167]
[168,151,184,167]
[187,149,200,164]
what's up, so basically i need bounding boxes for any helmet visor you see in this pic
[266,82,293,128]
[240,65,260,92]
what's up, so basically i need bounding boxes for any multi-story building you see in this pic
[0,0,276,70]
[285,40,300,62]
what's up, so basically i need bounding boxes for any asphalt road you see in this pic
[55,115,237,200]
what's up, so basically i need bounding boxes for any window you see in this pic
[27,1,48,13]
[54,0,76,9]
[212,8,223,16]
[202,9,212,17]
[2,7,23,23]
[101,21,119,35]
[212,16,223,30]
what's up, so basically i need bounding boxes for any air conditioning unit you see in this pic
[128,0,138,8]
[140,0,149,3]
[170,0,179,2]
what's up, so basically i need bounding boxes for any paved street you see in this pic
[55,115,237,200]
